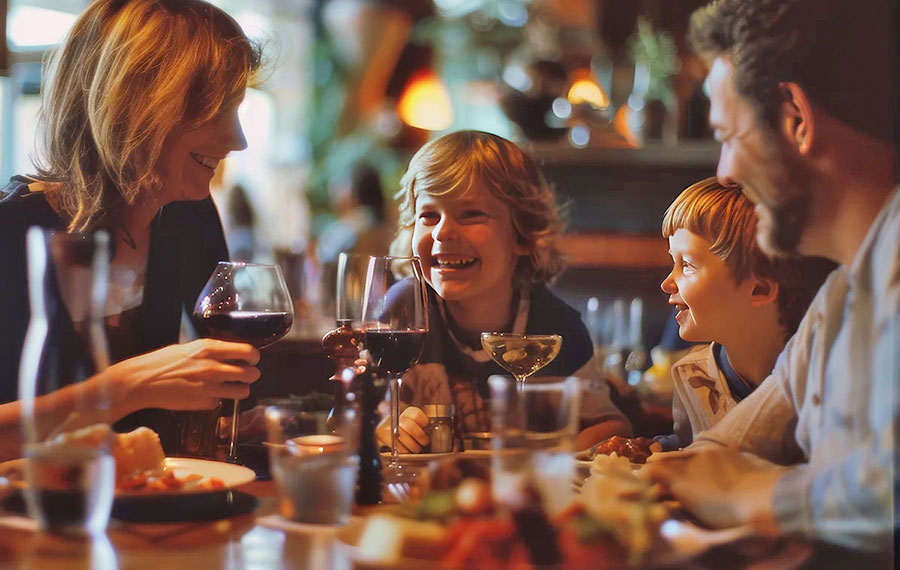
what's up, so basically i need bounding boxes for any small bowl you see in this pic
[287,434,345,455]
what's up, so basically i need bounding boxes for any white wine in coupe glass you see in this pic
[480,332,562,385]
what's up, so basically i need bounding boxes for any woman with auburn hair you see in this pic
[376,131,630,453]
[0,0,264,460]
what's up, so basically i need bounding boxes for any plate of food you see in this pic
[334,453,705,570]
[115,426,255,495]
[0,425,256,497]
[0,425,259,523]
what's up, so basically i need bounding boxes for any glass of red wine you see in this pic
[360,256,429,478]
[193,262,294,463]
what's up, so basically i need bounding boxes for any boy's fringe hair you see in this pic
[663,177,835,340]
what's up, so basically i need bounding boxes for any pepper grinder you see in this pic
[322,320,364,424]
[345,360,385,504]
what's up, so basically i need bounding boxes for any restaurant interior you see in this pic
[0,0,895,568]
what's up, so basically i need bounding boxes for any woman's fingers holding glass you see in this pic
[204,361,261,384]
[187,338,261,365]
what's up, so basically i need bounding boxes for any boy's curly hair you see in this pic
[391,130,567,285]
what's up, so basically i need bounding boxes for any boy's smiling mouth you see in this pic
[432,254,478,271]
[671,301,689,323]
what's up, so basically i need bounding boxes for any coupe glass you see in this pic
[193,262,293,463]
[360,256,428,479]
[480,332,562,386]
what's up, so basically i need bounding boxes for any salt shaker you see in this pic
[423,404,454,453]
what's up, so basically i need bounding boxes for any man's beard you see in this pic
[755,192,810,258]
[750,137,815,258]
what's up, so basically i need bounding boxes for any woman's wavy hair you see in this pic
[391,130,567,286]
[36,0,263,232]
[662,177,836,341]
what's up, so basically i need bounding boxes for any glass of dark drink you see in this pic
[360,256,429,480]
[193,262,294,463]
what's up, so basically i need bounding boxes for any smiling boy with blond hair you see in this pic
[654,177,835,451]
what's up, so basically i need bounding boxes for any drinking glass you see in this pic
[323,252,368,396]
[19,228,115,535]
[323,252,383,505]
[480,332,562,386]
[360,256,428,482]
[586,297,646,385]
[193,262,294,463]
[489,375,581,516]
[265,404,359,524]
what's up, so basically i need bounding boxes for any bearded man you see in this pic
[643,0,898,560]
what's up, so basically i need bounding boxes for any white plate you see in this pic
[152,457,256,492]
[0,457,256,497]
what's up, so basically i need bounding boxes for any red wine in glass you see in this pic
[193,262,294,464]
[361,256,429,483]
[364,329,426,376]
[196,311,293,348]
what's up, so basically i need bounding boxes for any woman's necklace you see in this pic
[117,226,138,250]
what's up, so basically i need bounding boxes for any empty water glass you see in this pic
[488,375,581,516]
[19,228,115,536]
[265,405,360,525]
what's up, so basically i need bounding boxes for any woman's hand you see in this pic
[375,406,430,453]
[98,339,261,415]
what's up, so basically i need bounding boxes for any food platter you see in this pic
[332,511,757,570]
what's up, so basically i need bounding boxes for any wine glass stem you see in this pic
[389,374,400,462]
[515,374,527,391]
[228,398,240,461]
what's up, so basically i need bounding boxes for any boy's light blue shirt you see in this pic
[692,186,900,552]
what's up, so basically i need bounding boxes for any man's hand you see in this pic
[640,447,787,535]
[375,406,429,453]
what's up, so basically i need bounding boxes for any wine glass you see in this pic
[360,256,428,479]
[480,332,563,386]
[322,253,367,442]
[193,262,294,463]
[323,253,368,377]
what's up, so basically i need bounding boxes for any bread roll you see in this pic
[113,427,166,480]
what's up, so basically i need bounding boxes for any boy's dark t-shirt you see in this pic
[398,281,609,434]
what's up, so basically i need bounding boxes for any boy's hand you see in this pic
[375,406,430,453]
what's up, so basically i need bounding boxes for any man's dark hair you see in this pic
[689,0,897,143]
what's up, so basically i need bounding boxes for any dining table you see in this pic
[0,463,837,570]
[0,479,358,570]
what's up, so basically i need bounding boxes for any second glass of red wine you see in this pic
[361,256,429,482]
[193,262,294,464]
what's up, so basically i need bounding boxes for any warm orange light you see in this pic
[397,71,454,131]
[567,78,610,109]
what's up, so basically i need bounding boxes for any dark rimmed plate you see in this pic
[1,488,258,524]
